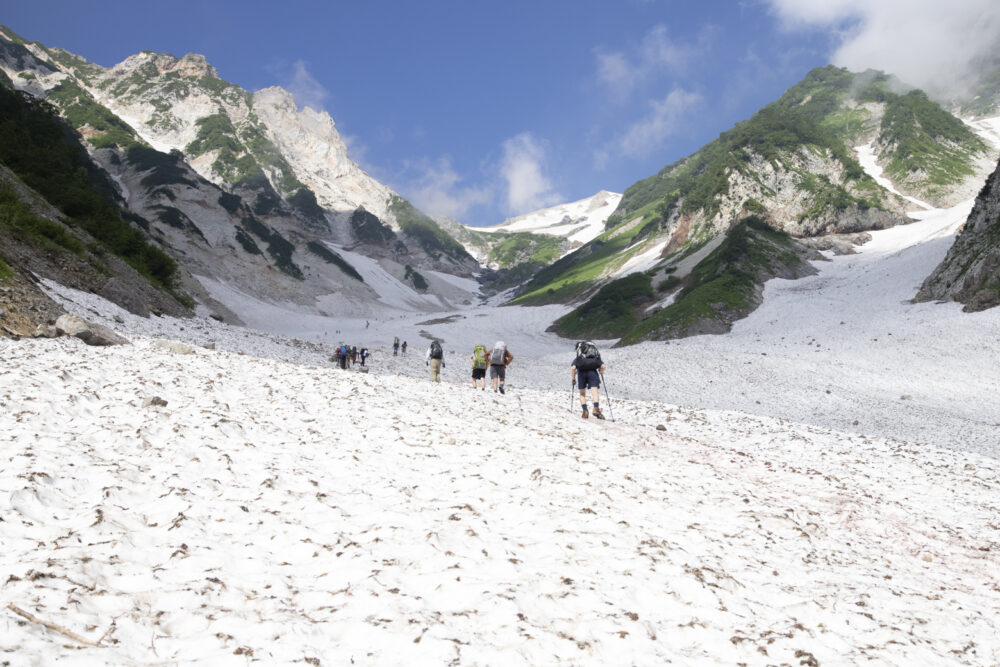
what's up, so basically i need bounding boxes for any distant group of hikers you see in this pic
[340,335,609,420]
[392,337,407,355]
[333,343,369,370]
[423,338,608,418]
[423,339,513,393]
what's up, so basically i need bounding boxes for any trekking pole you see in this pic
[599,371,615,422]
[570,380,576,412]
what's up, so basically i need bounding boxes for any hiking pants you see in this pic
[429,358,442,382]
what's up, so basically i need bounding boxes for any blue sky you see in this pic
[5,1,999,225]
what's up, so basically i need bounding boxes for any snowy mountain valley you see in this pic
[3,164,1000,663]
[3,21,1000,667]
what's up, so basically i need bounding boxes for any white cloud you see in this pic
[499,133,562,215]
[405,157,493,220]
[766,0,1000,97]
[595,25,716,98]
[284,60,329,112]
[620,88,703,157]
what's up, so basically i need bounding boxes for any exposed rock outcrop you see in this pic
[915,159,1000,311]
[55,314,129,346]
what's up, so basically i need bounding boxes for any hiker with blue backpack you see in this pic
[426,339,445,382]
[571,341,606,419]
[469,344,489,389]
[488,341,513,394]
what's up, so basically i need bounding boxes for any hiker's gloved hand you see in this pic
[442,362,446,368]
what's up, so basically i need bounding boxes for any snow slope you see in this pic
[2,335,997,665]
[472,191,622,247]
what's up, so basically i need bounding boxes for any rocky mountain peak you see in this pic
[114,51,218,80]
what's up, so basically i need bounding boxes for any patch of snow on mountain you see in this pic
[473,191,622,247]
[612,239,669,278]
[855,143,933,211]
[964,116,1000,150]
[324,243,446,312]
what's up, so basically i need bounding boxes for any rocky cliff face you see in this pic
[915,158,1000,311]
[0,27,480,325]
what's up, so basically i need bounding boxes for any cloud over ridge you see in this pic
[768,0,1000,97]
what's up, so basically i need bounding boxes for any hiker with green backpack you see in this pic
[571,341,606,419]
[469,343,489,390]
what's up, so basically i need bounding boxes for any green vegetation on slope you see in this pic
[879,90,987,187]
[390,195,474,264]
[0,255,12,282]
[0,86,177,288]
[511,221,650,306]
[185,112,240,156]
[485,231,563,268]
[0,183,85,256]
[619,216,806,344]
[553,272,654,339]
[46,79,143,150]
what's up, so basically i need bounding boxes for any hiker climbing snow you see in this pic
[488,341,513,394]
[426,340,445,382]
[469,343,489,390]
[571,341,606,419]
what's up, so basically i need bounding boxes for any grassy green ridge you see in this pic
[0,255,12,282]
[0,85,178,288]
[613,66,880,230]
[46,80,144,150]
[879,90,987,187]
[552,273,654,339]
[306,241,363,282]
[510,221,648,306]
[525,66,979,307]
[485,231,563,268]
[390,195,475,264]
[618,217,806,345]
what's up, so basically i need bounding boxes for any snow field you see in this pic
[1,336,998,665]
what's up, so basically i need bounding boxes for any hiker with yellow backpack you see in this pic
[469,343,489,389]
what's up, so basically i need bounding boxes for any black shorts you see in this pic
[490,364,506,380]
[472,367,486,379]
[577,369,600,389]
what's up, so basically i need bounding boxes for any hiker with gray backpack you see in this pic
[469,343,489,390]
[426,339,445,382]
[571,341,606,419]
[488,341,513,394]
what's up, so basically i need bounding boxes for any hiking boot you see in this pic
[593,407,605,420]
[581,406,589,419]
[499,385,505,394]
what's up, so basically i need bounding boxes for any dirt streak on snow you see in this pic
[1,336,997,665]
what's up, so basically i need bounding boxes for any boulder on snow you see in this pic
[153,340,196,355]
[33,324,59,338]
[55,314,129,346]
